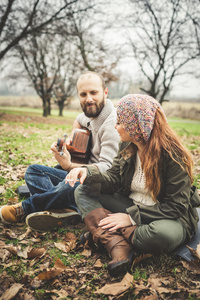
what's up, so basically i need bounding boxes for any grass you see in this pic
[0,118,73,203]
[0,107,200,299]
[168,119,200,137]
[0,105,80,119]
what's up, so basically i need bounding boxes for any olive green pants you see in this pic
[75,185,187,254]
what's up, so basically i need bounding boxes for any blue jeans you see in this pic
[22,164,80,215]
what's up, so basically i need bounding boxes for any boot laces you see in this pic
[15,203,24,217]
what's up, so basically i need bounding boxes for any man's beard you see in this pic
[81,98,105,118]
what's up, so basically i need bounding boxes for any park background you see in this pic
[0,0,200,119]
[0,1,200,299]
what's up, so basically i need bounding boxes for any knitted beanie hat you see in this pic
[117,94,164,142]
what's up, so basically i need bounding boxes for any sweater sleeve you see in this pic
[92,119,120,173]
[76,110,120,173]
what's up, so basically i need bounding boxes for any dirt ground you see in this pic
[0,112,200,299]
[0,113,72,125]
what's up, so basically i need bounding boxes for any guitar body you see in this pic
[57,128,91,164]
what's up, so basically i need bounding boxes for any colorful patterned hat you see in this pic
[117,94,164,142]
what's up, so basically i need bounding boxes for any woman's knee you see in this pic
[149,223,173,249]
[74,185,88,208]
[75,185,103,219]
[134,220,185,253]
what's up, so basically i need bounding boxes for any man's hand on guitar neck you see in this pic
[66,137,73,145]
[51,142,72,171]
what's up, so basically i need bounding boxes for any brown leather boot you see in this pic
[84,208,134,277]
[120,225,138,244]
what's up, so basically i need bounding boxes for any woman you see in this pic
[66,94,200,277]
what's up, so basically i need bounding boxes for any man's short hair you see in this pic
[77,71,106,90]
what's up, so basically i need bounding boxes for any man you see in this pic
[0,71,120,231]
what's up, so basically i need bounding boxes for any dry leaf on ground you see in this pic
[81,248,92,257]
[0,283,23,300]
[93,258,103,268]
[37,269,63,281]
[181,260,200,274]
[187,243,200,260]
[94,272,133,296]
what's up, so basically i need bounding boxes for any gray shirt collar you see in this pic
[88,99,114,129]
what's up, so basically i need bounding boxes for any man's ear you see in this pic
[104,87,108,98]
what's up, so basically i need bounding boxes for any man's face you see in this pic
[77,74,108,118]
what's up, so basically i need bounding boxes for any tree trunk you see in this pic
[58,101,64,117]
[42,99,48,117]
[47,99,51,116]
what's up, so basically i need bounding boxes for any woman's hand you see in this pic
[98,213,132,231]
[51,142,71,170]
[65,167,88,187]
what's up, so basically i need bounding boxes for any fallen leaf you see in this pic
[134,280,152,297]
[0,248,10,260]
[7,195,18,202]
[54,258,72,270]
[2,229,18,239]
[0,186,5,194]
[4,245,18,256]
[132,253,153,266]
[54,242,69,253]
[95,272,133,296]
[181,260,200,274]
[187,245,200,260]
[11,174,18,181]
[50,289,69,298]
[197,243,200,259]
[1,249,12,262]
[65,232,77,243]
[65,241,77,251]
[148,274,171,290]
[4,245,46,260]
[0,241,6,248]
[18,228,32,241]
[81,248,92,257]
[17,171,25,179]
[0,283,23,300]
[37,269,63,281]
[17,246,30,259]
[28,247,46,260]
[30,278,43,289]
[93,258,103,268]
[190,280,200,288]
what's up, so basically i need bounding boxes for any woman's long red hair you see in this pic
[141,108,193,200]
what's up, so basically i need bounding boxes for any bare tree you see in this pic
[16,34,68,116]
[0,0,86,61]
[52,47,80,116]
[53,76,75,117]
[125,0,200,104]
[62,3,120,85]
[187,0,200,80]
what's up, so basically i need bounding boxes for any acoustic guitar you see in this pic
[17,129,91,198]
[57,128,91,164]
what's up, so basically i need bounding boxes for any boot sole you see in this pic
[26,211,82,232]
[108,258,131,277]
[108,250,135,277]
